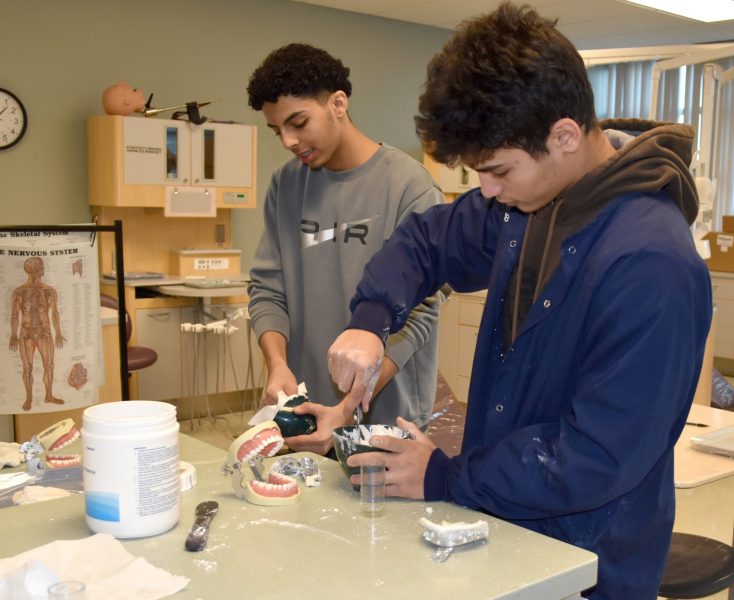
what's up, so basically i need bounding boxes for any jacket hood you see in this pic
[559,118,699,225]
[505,119,699,346]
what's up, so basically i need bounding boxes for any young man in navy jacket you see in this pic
[327,3,712,598]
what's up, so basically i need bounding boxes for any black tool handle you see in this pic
[185,515,213,552]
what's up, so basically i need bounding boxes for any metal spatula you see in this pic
[185,500,219,552]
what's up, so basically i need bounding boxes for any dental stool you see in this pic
[100,293,158,373]
[659,532,734,599]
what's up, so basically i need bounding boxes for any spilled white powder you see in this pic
[12,485,73,505]
[246,518,354,545]
[193,559,218,573]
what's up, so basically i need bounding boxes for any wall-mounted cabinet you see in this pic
[437,162,480,194]
[423,153,480,199]
[87,115,256,210]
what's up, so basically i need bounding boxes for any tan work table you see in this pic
[0,435,596,599]
[673,403,734,561]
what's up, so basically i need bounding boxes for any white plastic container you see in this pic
[82,401,180,538]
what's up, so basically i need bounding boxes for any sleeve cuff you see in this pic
[348,301,393,345]
[424,448,453,502]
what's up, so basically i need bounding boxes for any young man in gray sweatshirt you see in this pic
[246,43,446,455]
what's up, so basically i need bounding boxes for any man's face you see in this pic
[262,94,342,170]
[470,145,567,213]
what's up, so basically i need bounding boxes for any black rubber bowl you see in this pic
[332,424,410,486]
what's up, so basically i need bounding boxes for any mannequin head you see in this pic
[101,82,146,116]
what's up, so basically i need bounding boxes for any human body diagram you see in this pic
[8,257,66,411]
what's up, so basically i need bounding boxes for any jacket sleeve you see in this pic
[349,189,503,342]
[247,172,291,341]
[384,185,447,368]
[426,244,712,518]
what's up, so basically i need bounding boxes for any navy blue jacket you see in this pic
[349,188,712,599]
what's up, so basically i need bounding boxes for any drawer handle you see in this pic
[149,312,171,318]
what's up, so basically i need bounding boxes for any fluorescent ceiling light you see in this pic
[621,0,734,22]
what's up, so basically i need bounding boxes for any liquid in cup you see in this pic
[360,464,386,516]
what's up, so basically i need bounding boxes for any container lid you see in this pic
[82,401,177,434]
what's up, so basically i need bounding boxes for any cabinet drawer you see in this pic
[715,338,734,358]
[136,307,182,400]
[714,298,734,328]
[711,275,734,300]
[455,376,470,404]
[458,297,486,327]
[458,325,479,377]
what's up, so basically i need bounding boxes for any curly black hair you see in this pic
[247,43,352,111]
[415,2,597,165]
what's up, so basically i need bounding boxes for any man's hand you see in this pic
[346,417,436,499]
[283,401,353,455]
[261,363,298,406]
[327,329,384,412]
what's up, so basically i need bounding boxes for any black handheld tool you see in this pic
[185,501,219,552]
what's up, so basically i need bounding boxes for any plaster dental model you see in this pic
[418,517,489,563]
[0,442,25,468]
[36,418,81,469]
[223,421,300,506]
[12,485,74,505]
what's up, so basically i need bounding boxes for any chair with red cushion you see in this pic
[100,293,158,373]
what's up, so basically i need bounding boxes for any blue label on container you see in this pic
[86,491,120,522]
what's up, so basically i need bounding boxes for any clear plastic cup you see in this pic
[47,580,86,599]
[360,464,386,516]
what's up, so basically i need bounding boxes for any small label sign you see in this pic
[223,192,248,204]
[194,258,230,271]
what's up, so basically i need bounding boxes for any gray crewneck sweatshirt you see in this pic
[248,144,445,427]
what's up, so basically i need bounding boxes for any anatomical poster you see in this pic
[0,229,100,414]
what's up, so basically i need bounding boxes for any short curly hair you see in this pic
[415,3,597,165]
[247,43,352,111]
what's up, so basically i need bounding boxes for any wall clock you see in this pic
[0,88,28,150]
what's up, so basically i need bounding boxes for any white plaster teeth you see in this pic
[49,429,80,451]
[240,434,284,464]
[419,517,489,548]
[252,480,297,492]
[46,454,81,468]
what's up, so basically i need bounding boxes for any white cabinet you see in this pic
[423,152,479,198]
[437,162,480,194]
[710,272,734,361]
[136,302,263,402]
[88,115,256,209]
[439,290,486,403]
[136,306,183,401]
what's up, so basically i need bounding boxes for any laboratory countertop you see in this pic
[100,275,249,298]
[675,403,734,488]
[153,283,248,299]
[0,435,597,600]
[101,275,187,288]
